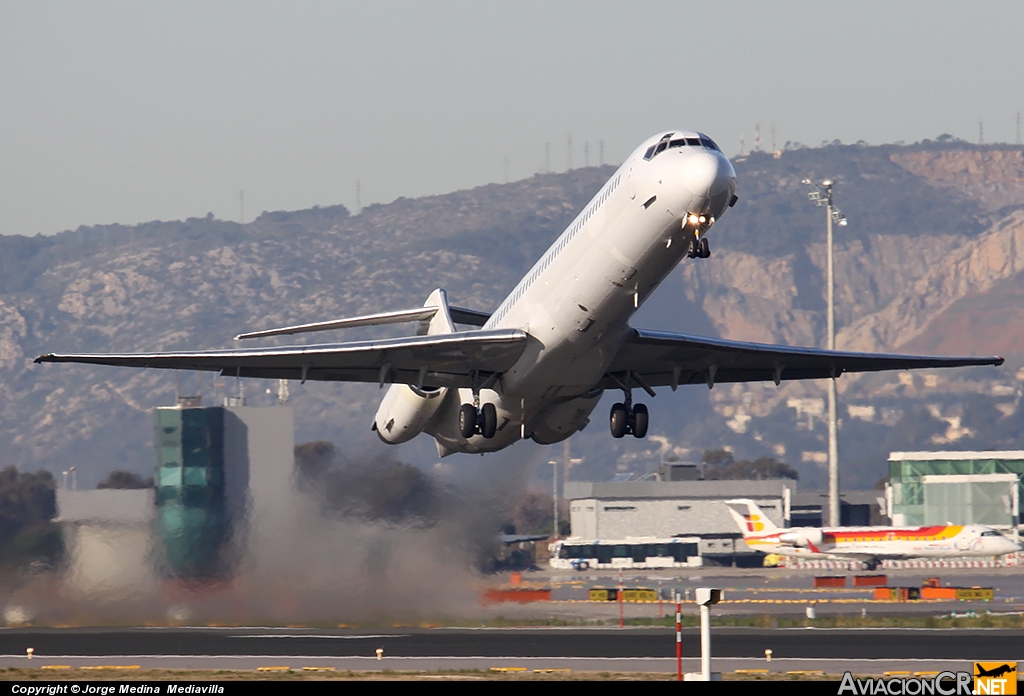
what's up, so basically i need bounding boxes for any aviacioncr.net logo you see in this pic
[838,671,973,695]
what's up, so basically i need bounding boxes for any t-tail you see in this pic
[725,498,779,539]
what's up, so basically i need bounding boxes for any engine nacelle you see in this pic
[373,384,447,444]
[778,528,823,547]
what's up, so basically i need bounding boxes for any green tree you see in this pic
[702,450,799,480]
[96,470,153,489]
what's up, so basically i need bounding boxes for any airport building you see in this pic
[565,477,795,564]
[887,451,1023,534]
[56,488,156,596]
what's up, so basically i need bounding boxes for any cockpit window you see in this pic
[645,134,721,160]
[980,530,1001,537]
[699,136,721,152]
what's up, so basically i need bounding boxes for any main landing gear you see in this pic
[459,402,497,439]
[610,402,648,438]
[608,373,652,439]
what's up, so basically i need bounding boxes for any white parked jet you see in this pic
[36,130,1003,456]
[726,499,1021,569]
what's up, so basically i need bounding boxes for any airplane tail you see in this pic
[725,499,779,538]
[419,288,456,335]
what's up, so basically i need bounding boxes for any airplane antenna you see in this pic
[979,119,984,144]
[567,134,572,171]
[584,142,590,168]
[754,122,761,152]
[739,133,745,157]
[599,140,605,166]
[239,190,245,224]
[356,180,361,214]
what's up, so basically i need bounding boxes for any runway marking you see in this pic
[229,634,408,639]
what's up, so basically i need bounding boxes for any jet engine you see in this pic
[778,529,823,548]
[373,384,448,444]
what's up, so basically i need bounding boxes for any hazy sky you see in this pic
[3,1,1023,236]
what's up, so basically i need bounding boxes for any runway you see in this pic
[0,626,1020,674]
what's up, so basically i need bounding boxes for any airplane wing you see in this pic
[603,328,1004,391]
[35,329,526,389]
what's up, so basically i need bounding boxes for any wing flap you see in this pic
[36,329,526,388]
[605,328,1003,389]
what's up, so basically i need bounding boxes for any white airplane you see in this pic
[36,130,1003,457]
[726,499,1021,569]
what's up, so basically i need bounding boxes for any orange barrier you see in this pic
[813,576,846,588]
[852,575,887,587]
[481,588,552,604]
[920,586,957,600]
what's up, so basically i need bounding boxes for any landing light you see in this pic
[688,214,699,225]
[698,215,706,224]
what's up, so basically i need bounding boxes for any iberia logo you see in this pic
[743,514,764,533]
[975,662,1017,695]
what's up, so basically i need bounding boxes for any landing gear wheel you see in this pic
[480,403,497,439]
[610,402,629,438]
[459,403,477,439]
[687,237,698,259]
[631,403,649,438]
[698,237,710,258]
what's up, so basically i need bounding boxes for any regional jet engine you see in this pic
[778,529,823,548]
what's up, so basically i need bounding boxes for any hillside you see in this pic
[3,138,1023,490]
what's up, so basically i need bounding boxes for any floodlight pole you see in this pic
[803,179,847,527]
[549,459,558,540]
[825,187,840,528]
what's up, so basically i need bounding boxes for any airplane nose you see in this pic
[682,152,718,198]
[681,151,736,216]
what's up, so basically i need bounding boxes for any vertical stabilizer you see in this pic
[724,498,779,538]
[420,288,456,335]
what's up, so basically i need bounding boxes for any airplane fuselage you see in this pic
[381,131,736,455]
[744,524,1021,561]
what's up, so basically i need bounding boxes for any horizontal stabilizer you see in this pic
[234,305,491,340]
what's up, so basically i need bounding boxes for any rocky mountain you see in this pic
[2,138,1023,490]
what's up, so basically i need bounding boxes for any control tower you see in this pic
[154,397,293,579]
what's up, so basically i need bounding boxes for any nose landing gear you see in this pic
[687,235,710,259]
[684,214,712,259]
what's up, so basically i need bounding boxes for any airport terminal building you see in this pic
[565,476,795,564]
